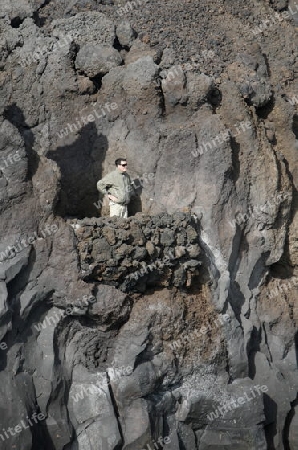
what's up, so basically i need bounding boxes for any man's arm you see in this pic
[97,173,113,195]
[97,172,119,202]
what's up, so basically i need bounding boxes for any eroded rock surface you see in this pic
[0,0,298,449]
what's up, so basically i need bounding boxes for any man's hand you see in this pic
[108,194,118,202]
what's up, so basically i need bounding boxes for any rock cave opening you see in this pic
[10,16,23,28]
[88,74,103,93]
[207,87,222,110]
[255,95,275,120]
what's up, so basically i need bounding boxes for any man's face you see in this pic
[118,160,127,172]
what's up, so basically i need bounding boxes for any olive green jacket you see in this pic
[97,169,135,205]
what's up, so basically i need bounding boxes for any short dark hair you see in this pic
[115,158,126,166]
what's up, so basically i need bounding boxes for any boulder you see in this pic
[116,21,137,48]
[75,44,122,77]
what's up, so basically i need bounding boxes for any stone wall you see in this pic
[72,212,202,292]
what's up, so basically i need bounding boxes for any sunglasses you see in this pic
[121,163,127,167]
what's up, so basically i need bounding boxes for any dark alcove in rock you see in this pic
[47,123,108,219]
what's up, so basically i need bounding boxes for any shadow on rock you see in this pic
[48,123,108,218]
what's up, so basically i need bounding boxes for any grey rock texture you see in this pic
[75,44,123,77]
[116,22,137,48]
[0,0,298,449]
[72,213,201,291]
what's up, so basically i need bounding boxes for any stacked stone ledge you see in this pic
[71,213,202,292]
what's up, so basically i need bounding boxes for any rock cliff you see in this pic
[0,0,298,448]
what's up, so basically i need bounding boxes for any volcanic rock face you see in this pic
[0,0,298,449]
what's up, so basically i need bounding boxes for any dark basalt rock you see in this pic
[0,1,298,449]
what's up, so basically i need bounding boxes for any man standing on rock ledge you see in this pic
[97,158,134,218]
